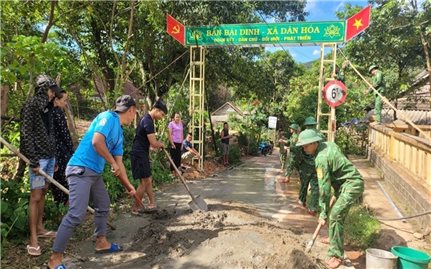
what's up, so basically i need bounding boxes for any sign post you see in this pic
[165,6,371,160]
[268,116,277,145]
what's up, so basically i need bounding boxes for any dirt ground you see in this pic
[4,150,428,269]
[51,200,330,269]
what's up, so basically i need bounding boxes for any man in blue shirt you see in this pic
[48,95,137,269]
[131,100,167,215]
[182,132,200,165]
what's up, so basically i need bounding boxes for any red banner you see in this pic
[166,14,185,46]
[345,5,371,42]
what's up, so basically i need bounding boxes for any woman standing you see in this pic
[51,91,74,205]
[168,112,183,175]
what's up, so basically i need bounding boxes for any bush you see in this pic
[228,144,241,164]
[335,126,368,156]
[345,205,380,249]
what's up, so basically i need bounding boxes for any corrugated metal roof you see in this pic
[381,109,431,125]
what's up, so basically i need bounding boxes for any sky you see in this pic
[266,0,368,63]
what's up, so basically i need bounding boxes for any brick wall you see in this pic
[368,148,431,232]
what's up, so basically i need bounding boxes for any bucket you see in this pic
[391,246,431,269]
[366,248,397,269]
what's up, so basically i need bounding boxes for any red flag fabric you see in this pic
[345,5,371,42]
[166,14,185,46]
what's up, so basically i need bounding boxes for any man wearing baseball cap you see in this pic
[48,95,137,269]
[296,129,364,269]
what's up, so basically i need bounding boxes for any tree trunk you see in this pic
[418,29,431,109]
[119,0,136,86]
[41,1,57,43]
[206,90,218,155]
[1,85,9,116]
[13,159,26,182]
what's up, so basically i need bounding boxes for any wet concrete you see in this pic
[157,152,319,235]
[67,150,356,269]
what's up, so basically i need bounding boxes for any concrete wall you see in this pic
[368,148,431,232]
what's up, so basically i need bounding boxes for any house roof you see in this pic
[381,109,431,125]
[211,102,244,116]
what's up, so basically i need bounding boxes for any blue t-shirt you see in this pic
[68,111,123,173]
[182,139,192,154]
[132,113,155,154]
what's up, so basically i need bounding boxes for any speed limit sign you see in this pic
[323,80,347,107]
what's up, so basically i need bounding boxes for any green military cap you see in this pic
[303,116,317,126]
[368,65,378,74]
[296,129,323,146]
[289,123,300,131]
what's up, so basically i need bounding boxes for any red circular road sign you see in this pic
[323,80,347,108]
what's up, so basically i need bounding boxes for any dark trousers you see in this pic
[170,142,182,170]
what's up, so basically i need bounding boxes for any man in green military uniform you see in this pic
[369,65,385,123]
[303,116,317,130]
[288,123,300,146]
[282,121,318,215]
[278,131,288,170]
[332,61,348,84]
[278,123,300,170]
[296,129,364,269]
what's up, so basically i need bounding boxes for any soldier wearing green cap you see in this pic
[282,120,319,215]
[296,129,364,269]
[278,131,288,170]
[288,123,300,146]
[368,65,385,123]
[303,116,317,129]
[278,123,300,170]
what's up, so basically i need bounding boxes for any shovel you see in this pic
[304,196,336,253]
[305,222,324,253]
[163,149,208,211]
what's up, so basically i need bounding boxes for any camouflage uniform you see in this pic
[285,146,319,211]
[279,140,287,169]
[369,66,385,123]
[314,142,364,259]
[289,133,299,147]
[335,66,345,84]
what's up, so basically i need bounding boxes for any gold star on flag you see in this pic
[353,19,363,29]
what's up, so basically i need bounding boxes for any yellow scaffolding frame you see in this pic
[317,43,337,142]
[189,46,205,170]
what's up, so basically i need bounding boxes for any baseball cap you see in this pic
[114,95,136,112]
[153,99,168,114]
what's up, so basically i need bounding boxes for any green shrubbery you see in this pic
[345,205,380,249]
[335,126,368,156]
[0,116,174,250]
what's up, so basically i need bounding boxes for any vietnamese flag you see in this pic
[166,14,185,46]
[345,5,371,42]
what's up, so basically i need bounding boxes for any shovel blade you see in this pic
[188,195,208,211]
[304,239,315,253]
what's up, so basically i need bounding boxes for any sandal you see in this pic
[143,206,158,214]
[320,236,330,244]
[325,256,343,269]
[47,263,67,269]
[27,245,42,256]
[95,243,123,254]
[37,230,57,238]
[131,209,145,216]
[307,209,317,216]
